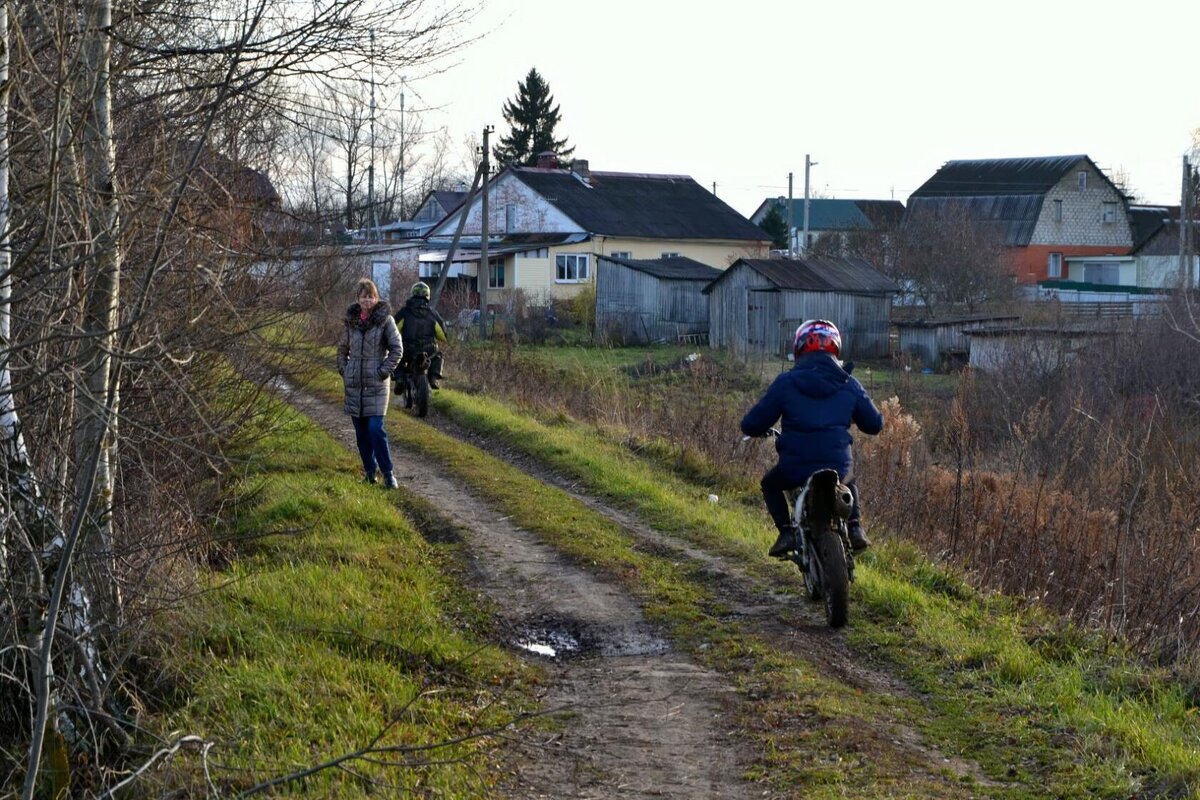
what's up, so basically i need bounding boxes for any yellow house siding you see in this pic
[500,237,768,302]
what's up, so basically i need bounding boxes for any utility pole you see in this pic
[803,154,817,255]
[367,29,377,242]
[399,77,406,220]
[712,181,717,195]
[786,173,794,257]
[1182,154,1192,290]
[479,125,493,338]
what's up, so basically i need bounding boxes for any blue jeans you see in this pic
[350,415,393,478]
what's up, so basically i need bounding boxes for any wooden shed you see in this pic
[895,315,1020,370]
[704,256,899,359]
[596,255,722,343]
[965,324,1114,374]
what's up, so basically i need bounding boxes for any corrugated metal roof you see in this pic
[893,315,1021,329]
[705,256,899,295]
[1128,206,1171,252]
[754,198,905,231]
[512,168,770,241]
[910,155,1090,198]
[598,255,722,281]
[905,195,1044,246]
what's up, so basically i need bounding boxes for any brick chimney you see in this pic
[570,159,590,181]
[536,151,558,169]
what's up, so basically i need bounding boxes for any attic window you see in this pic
[1102,202,1117,224]
[661,251,681,258]
[1053,199,1062,222]
[1078,171,1088,190]
[610,251,632,259]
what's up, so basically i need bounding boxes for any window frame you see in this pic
[1101,202,1118,224]
[1053,199,1063,222]
[555,253,590,283]
[1047,252,1063,279]
[660,251,681,259]
[610,250,632,259]
[1078,171,1088,190]
[488,259,505,289]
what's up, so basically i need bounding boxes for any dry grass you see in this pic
[453,322,1200,668]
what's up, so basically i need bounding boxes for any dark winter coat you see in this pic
[337,301,403,417]
[394,296,447,352]
[740,352,883,483]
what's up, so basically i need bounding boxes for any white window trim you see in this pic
[1078,171,1088,190]
[610,250,632,259]
[1101,202,1117,224]
[1053,199,1063,223]
[555,253,591,283]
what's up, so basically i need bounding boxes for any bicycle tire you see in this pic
[812,524,850,628]
[414,374,430,418]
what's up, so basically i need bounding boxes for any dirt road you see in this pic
[279,379,998,798]
[280,380,757,798]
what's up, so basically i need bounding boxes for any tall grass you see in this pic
[451,329,1200,669]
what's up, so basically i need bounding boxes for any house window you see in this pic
[488,260,505,289]
[1078,171,1088,190]
[556,253,590,283]
[505,204,517,233]
[1082,262,1119,285]
[610,251,632,259]
[1053,199,1063,222]
[660,251,681,258]
[1047,252,1062,278]
[516,247,548,259]
[1102,202,1117,224]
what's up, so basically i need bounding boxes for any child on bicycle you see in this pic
[741,319,884,558]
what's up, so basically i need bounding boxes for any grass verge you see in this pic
[144,398,537,797]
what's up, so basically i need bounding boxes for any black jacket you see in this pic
[393,296,447,349]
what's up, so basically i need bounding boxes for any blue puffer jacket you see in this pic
[740,352,884,482]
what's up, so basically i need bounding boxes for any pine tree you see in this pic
[759,203,789,250]
[492,68,573,167]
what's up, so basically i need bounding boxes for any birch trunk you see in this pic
[73,0,121,617]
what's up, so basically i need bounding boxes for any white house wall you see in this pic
[1030,161,1132,248]
[1136,255,1200,289]
[426,172,583,237]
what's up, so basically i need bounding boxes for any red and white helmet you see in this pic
[793,319,841,359]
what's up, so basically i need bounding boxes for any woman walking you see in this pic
[337,278,403,487]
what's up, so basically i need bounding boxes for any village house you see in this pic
[421,156,770,306]
[748,197,904,255]
[906,155,1133,285]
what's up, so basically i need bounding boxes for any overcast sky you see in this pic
[403,0,1200,218]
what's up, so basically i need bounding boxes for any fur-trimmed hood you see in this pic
[344,300,393,330]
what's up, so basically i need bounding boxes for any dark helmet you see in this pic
[411,281,431,299]
[793,319,841,359]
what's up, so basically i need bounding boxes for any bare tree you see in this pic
[0,0,476,792]
[897,201,1014,315]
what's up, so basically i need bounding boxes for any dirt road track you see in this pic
[279,380,759,799]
